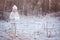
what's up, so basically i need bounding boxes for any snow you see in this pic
[0,13,60,40]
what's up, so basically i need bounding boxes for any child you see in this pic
[9,5,20,40]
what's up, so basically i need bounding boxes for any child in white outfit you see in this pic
[9,5,20,40]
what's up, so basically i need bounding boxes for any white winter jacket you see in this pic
[9,12,20,23]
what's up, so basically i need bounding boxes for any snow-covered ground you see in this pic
[0,13,60,40]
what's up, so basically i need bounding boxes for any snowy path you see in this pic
[0,14,60,40]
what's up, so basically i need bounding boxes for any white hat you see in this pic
[12,5,18,10]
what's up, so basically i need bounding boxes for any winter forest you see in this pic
[0,0,60,40]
